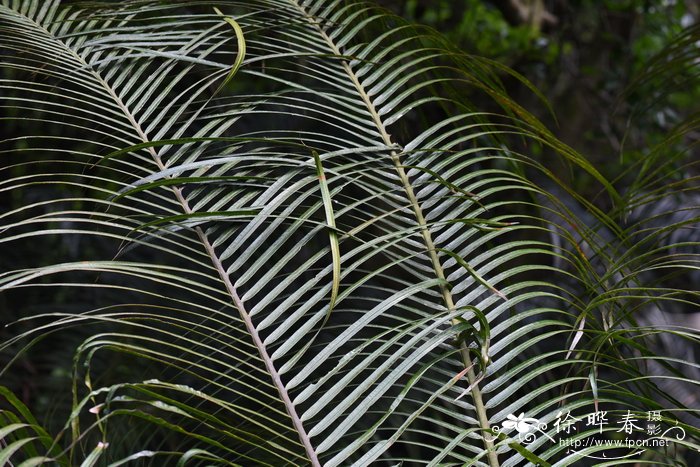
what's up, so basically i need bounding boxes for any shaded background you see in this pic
[378,0,700,193]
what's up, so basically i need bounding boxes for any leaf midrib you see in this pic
[289,2,500,465]
[9,5,319,465]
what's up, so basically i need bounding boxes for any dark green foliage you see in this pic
[1,1,698,466]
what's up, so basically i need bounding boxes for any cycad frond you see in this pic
[1,1,698,466]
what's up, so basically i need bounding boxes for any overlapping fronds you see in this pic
[1,1,698,465]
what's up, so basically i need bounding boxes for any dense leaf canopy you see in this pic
[0,1,698,466]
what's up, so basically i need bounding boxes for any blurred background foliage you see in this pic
[378,0,700,195]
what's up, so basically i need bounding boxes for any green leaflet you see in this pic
[79,442,108,467]
[437,248,507,300]
[452,307,491,371]
[131,210,262,232]
[500,435,551,467]
[312,150,341,316]
[212,7,246,97]
[256,150,342,397]
[0,387,67,465]
[114,176,271,201]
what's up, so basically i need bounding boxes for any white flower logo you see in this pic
[502,413,539,434]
